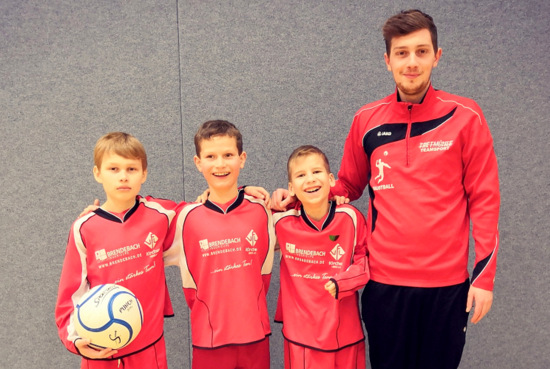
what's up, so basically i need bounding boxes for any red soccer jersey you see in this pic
[55,196,177,359]
[273,202,369,351]
[164,190,276,348]
[332,85,500,290]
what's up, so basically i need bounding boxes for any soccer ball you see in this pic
[73,284,143,350]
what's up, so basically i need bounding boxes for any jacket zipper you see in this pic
[406,104,413,166]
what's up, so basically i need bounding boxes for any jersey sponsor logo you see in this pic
[377,131,392,136]
[198,237,242,255]
[95,249,108,261]
[330,244,345,261]
[246,230,258,246]
[418,140,453,152]
[95,243,141,261]
[285,243,326,258]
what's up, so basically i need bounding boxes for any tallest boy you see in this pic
[274,9,500,369]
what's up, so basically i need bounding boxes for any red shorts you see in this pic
[284,339,366,369]
[192,337,270,369]
[80,336,167,369]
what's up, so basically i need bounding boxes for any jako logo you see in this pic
[377,131,392,136]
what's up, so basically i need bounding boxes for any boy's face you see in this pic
[384,28,442,103]
[93,152,147,210]
[288,153,335,208]
[194,135,246,196]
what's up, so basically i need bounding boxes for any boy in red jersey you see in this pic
[273,145,369,369]
[55,132,177,369]
[164,120,276,369]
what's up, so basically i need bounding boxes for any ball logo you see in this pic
[119,299,134,313]
[109,331,122,345]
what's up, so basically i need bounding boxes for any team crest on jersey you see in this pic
[246,230,258,246]
[144,232,158,249]
[330,244,345,261]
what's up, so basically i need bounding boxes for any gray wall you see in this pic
[1,1,548,368]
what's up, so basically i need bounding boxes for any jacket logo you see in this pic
[377,131,392,136]
[374,158,391,184]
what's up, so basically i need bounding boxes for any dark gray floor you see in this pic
[1,1,549,368]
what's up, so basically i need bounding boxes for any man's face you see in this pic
[384,28,442,103]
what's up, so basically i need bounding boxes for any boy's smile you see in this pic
[288,153,335,220]
[194,135,247,203]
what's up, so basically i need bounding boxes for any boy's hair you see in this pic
[194,120,243,156]
[287,145,331,181]
[382,9,438,56]
[93,132,148,170]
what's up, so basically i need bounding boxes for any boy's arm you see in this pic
[327,211,370,300]
[55,221,91,355]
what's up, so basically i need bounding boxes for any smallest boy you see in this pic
[56,132,176,369]
[273,145,370,369]
[164,120,276,369]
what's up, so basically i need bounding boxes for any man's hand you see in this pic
[75,338,117,359]
[270,188,295,211]
[466,285,493,324]
[331,195,350,205]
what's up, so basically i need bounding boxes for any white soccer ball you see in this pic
[73,284,143,350]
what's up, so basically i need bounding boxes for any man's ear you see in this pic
[329,173,336,187]
[433,47,442,68]
[384,53,391,71]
